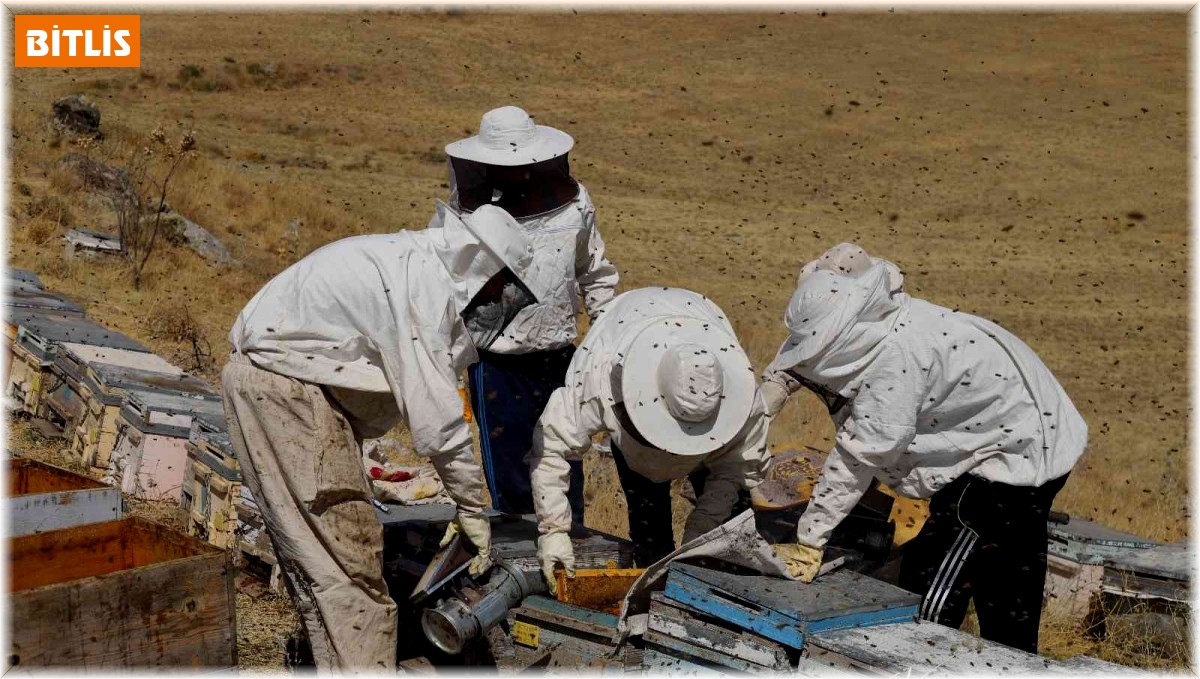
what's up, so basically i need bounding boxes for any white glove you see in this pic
[538,532,575,596]
[430,449,491,576]
[761,380,790,418]
[772,542,824,583]
[441,510,492,577]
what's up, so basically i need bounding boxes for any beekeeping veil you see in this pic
[431,203,545,352]
[766,243,909,399]
[445,106,579,219]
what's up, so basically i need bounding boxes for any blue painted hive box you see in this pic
[662,562,920,650]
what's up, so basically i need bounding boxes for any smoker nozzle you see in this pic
[421,559,546,655]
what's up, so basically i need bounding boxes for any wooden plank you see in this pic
[808,621,1061,675]
[8,486,121,536]
[10,458,107,494]
[1052,652,1142,674]
[642,648,736,675]
[663,562,919,650]
[1048,518,1159,565]
[644,630,768,674]
[647,592,791,670]
[1104,540,1190,583]
[809,621,1131,675]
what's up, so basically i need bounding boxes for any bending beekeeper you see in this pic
[763,243,1087,654]
[223,205,544,672]
[433,105,620,524]
[530,287,771,589]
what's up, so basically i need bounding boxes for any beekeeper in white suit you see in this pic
[224,205,545,672]
[763,243,1087,654]
[529,287,771,590]
[432,105,619,525]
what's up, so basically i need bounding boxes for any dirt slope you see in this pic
[7,10,1188,542]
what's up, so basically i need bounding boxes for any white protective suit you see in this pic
[530,287,772,542]
[230,204,541,464]
[431,180,619,354]
[764,257,1088,548]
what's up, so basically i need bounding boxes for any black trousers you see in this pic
[468,347,584,521]
[898,471,1069,654]
[611,443,750,567]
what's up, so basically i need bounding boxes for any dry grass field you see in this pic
[5,9,1188,668]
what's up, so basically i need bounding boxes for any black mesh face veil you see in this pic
[460,268,536,352]
[790,370,850,416]
[448,155,579,219]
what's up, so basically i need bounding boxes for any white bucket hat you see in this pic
[798,242,904,292]
[620,318,756,456]
[445,106,575,167]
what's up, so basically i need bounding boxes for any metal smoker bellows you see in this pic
[421,559,546,655]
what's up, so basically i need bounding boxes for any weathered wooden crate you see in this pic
[644,591,794,673]
[1095,541,1190,659]
[806,620,1131,675]
[662,562,919,651]
[1048,517,1159,565]
[1045,517,1160,620]
[380,503,635,576]
[8,458,121,536]
[7,517,237,670]
[506,595,636,671]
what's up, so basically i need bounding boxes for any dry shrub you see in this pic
[147,299,215,375]
[24,218,58,246]
[105,127,198,289]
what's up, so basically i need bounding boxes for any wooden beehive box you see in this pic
[7,517,237,670]
[1096,540,1190,659]
[8,458,121,536]
[1045,517,1159,619]
[806,620,1129,675]
[644,591,794,674]
[504,592,638,671]
[662,562,919,651]
[380,503,635,576]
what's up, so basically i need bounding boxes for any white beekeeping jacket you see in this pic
[529,288,771,541]
[430,180,619,354]
[765,260,1088,548]
[229,206,537,459]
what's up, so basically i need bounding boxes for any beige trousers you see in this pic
[222,358,397,673]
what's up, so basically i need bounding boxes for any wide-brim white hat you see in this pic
[621,317,756,456]
[446,105,574,167]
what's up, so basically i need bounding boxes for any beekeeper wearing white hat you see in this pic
[529,287,771,590]
[224,205,545,672]
[763,243,1087,654]
[432,105,619,525]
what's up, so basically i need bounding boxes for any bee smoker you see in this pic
[412,533,546,655]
